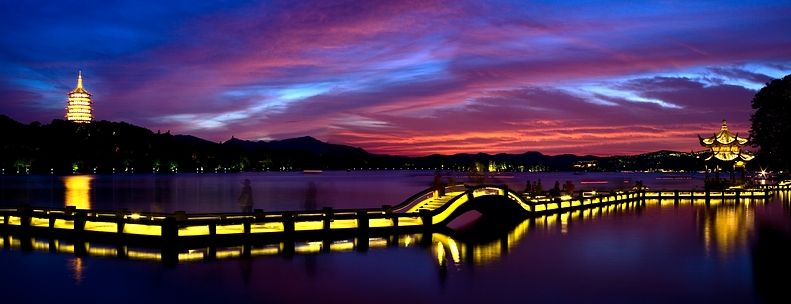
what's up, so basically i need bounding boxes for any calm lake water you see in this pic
[0,171,707,212]
[1,172,790,304]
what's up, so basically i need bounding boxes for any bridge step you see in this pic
[406,192,463,213]
[414,199,455,211]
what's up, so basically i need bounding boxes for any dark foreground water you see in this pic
[1,172,790,304]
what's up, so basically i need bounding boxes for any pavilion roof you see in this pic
[699,120,753,162]
[699,120,748,146]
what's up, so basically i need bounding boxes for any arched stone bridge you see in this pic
[390,183,776,227]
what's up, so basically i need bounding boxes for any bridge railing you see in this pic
[524,188,772,213]
[0,202,437,239]
[0,183,507,236]
[420,184,635,224]
[759,183,790,190]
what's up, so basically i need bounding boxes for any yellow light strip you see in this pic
[32,239,49,251]
[216,247,243,259]
[127,250,161,261]
[369,218,394,228]
[369,238,388,249]
[435,242,446,266]
[85,221,117,233]
[88,246,118,257]
[295,242,322,254]
[215,224,244,235]
[58,243,75,254]
[178,225,210,236]
[294,221,323,231]
[329,219,358,229]
[431,194,468,225]
[54,219,74,229]
[251,222,284,233]
[330,240,354,252]
[178,251,205,262]
[124,224,161,236]
[7,216,21,225]
[250,246,280,256]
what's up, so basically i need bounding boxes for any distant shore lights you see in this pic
[66,70,93,123]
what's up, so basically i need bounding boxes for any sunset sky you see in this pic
[1,0,789,156]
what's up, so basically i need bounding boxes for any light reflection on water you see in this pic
[64,175,92,209]
[70,257,84,285]
[699,204,754,258]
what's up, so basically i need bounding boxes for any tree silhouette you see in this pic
[750,74,791,174]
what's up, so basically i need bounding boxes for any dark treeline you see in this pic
[1,115,706,174]
[0,115,395,173]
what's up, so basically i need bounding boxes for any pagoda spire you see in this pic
[77,70,83,89]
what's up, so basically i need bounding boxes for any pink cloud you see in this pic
[2,1,789,156]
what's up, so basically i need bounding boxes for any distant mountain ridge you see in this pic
[0,115,706,173]
[224,136,370,157]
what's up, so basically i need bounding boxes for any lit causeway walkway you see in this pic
[1,183,788,256]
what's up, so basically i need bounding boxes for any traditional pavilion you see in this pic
[699,120,754,184]
[65,71,93,123]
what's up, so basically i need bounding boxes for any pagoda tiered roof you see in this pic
[65,71,93,123]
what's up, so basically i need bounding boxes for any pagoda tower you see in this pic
[65,71,93,123]
[698,120,754,185]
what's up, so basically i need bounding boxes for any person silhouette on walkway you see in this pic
[550,180,561,197]
[238,179,253,213]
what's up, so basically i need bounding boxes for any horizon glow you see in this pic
[1,1,790,156]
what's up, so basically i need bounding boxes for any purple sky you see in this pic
[1,1,789,156]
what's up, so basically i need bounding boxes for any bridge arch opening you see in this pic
[436,194,527,227]
[446,210,482,230]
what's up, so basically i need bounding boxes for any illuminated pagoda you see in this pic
[698,120,754,185]
[65,71,93,123]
